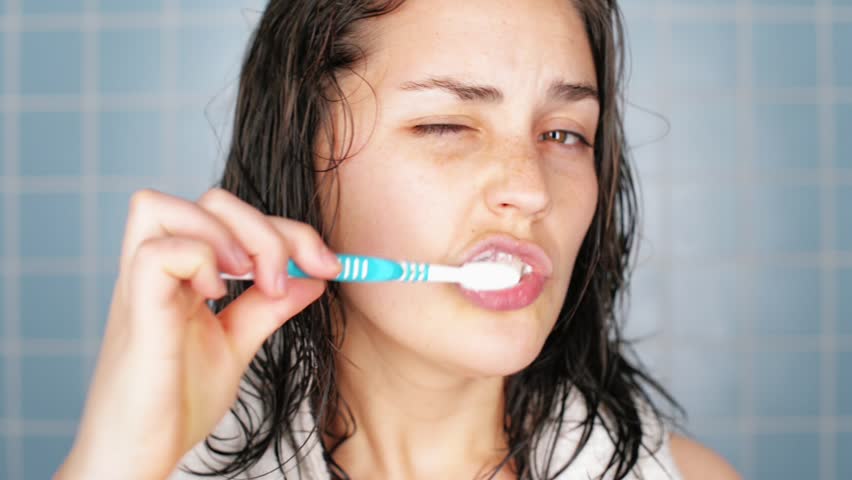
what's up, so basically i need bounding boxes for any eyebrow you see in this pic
[398,76,599,104]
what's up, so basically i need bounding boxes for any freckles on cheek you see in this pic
[338,162,437,255]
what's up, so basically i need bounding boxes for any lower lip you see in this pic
[458,272,546,311]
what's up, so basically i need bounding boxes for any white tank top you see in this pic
[170,390,683,479]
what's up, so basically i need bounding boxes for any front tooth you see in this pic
[494,252,514,262]
[471,250,496,262]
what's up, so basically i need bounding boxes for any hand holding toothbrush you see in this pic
[57,188,343,480]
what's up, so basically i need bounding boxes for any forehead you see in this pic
[359,0,597,91]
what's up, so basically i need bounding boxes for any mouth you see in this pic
[457,235,553,311]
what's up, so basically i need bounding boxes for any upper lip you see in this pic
[459,234,553,277]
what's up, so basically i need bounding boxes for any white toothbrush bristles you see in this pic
[458,260,529,291]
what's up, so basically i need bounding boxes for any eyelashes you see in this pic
[411,124,592,149]
[411,124,470,136]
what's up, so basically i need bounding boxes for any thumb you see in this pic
[218,279,327,366]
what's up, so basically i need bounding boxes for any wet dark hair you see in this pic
[186,0,680,478]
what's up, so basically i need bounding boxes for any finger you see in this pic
[268,216,342,276]
[121,189,253,277]
[217,279,327,366]
[197,189,341,298]
[127,236,226,345]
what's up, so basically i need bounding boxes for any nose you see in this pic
[483,140,551,221]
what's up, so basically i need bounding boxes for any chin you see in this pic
[444,311,553,378]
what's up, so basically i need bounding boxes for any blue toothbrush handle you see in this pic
[288,254,430,283]
[222,254,433,283]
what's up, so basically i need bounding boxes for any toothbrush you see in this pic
[220,254,531,291]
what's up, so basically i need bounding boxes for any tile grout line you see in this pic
[0,10,249,31]
[815,1,837,479]
[3,1,22,477]
[80,0,99,417]
[163,0,178,194]
[735,0,756,475]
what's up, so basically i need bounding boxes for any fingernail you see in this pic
[231,245,251,269]
[321,246,340,268]
[275,272,288,295]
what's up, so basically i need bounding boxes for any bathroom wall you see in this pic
[0,0,849,478]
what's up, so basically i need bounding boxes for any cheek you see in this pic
[329,156,460,259]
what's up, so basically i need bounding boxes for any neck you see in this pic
[324,317,513,480]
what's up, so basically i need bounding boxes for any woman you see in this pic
[57,0,740,478]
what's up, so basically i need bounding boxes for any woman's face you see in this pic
[316,0,600,377]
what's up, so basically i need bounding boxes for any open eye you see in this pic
[412,124,470,136]
[539,130,590,147]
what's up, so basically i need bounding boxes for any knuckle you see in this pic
[268,232,289,259]
[198,188,234,209]
[293,221,320,240]
[274,218,321,245]
[128,189,160,218]
[133,237,163,263]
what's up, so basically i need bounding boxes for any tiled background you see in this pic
[0,0,849,478]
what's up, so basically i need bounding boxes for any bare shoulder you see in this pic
[669,434,741,480]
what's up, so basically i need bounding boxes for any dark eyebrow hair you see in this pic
[547,80,599,104]
[398,76,599,104]
[399,77,503,102]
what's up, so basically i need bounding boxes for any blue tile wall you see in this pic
[671,183,739,258]
[624,105,666,176]
[179,0,239,9]
[98,110,162,176]
[98,0,163,12]
[0,351,5,416]
[838,105,852,169]
[19,193,82,258]
[173,107,226,180]
[749,267,822,336]
[754,0,816,4]
[752,23,817,88]
[20,111,82,176]
[839,352,852,416]
[623,20,658,91]
[97,191,133,259]
[750,186,821,254]
[3,2,849,479]
[671,22,737,90]
[177,26,248,94]
[839,186,852,251]
[0,438,6,477]
[669,99,739,172]
[671,346,741,418]
[753,433,820,480]
[839,433,852,480]
[20,31,82,95]
[99,29,162,94]
[19,274,83,341]
[834,23,852,86]
[21,356,85,421]
[0,35,5,94]
[752,350,820,417]
[624,265,663,339]
[839,269,852,334]
[21,0,83,14]
[670,263,742,339]
[753,104,819,169]
[0,195,5,256]
[22,435,76,480]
